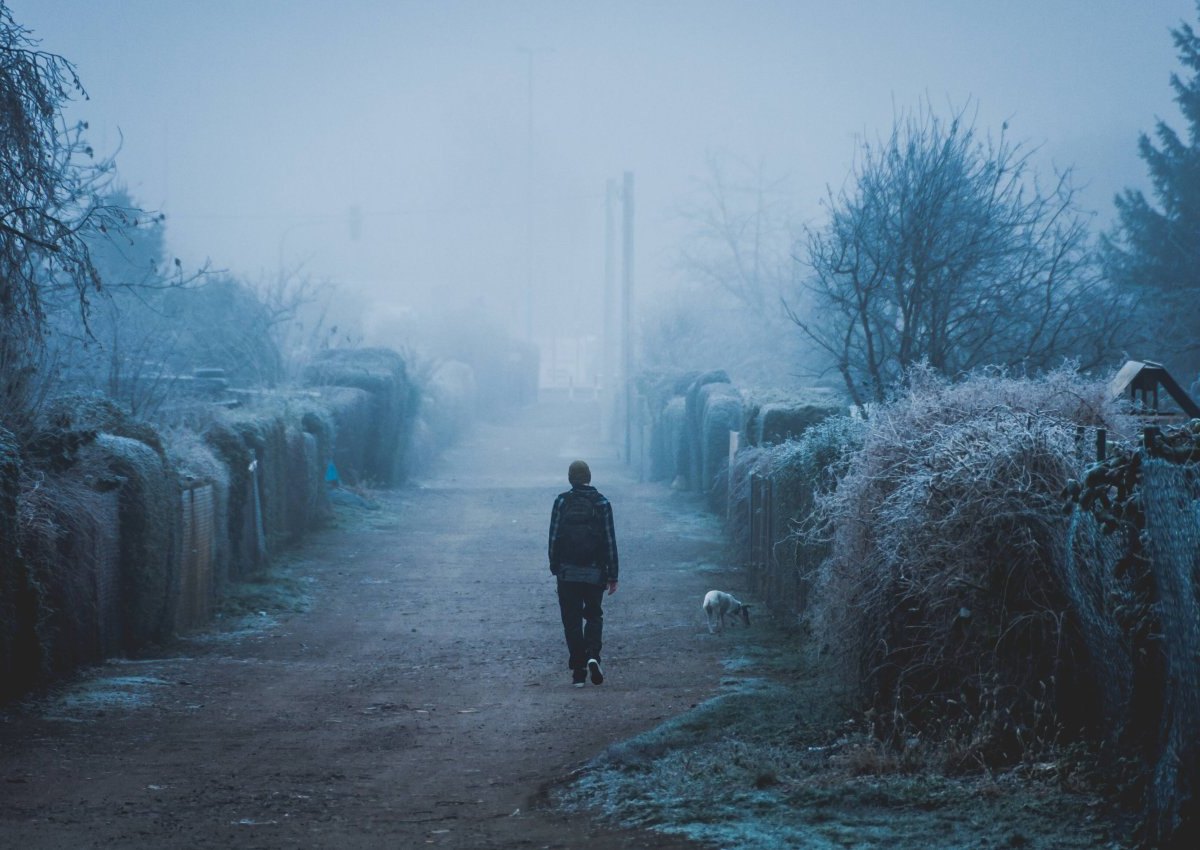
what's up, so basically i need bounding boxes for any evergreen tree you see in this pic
[1104,13,1200,385]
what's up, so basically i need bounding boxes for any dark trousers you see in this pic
[557,579,605,671]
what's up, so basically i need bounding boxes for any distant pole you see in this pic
[518,47,551,342]
[621,171,635,466]
[602,178,617,440]
[521,47,535,342]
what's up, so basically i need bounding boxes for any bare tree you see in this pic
[789,104,1125,408]
[46,251,336,419]
[0,4,131,434]
[678,152,797,319]
[253,268,337,381]
[40,185,210,420]
[658,152,809,388]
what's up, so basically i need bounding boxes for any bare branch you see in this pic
[789,101,1121,402]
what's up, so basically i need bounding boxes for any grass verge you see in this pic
[554,622,1129,850]
[202,560,317,642]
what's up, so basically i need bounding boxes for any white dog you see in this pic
[702,590,752,633]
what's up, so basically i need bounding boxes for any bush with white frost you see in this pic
[808,364,1135,762]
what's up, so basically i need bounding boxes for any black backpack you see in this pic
[557,491,602,565]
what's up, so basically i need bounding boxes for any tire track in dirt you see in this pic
[0,394,737,849]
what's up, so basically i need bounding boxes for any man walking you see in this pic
[548,460,619,687]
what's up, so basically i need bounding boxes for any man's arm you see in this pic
[548,494,564,574]
[601,499,618,584]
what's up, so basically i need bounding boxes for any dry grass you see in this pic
[556,619,1126,850]
[807,364,1136,759]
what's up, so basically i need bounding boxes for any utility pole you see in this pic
[518,47,551,343]
[522,48,534,342]
[621,171,635,468]
[602,178,617,441]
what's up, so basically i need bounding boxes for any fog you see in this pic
[13,0,1195,383]
[12,6,1200,845]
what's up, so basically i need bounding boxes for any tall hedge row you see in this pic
[303,347,415,485]
[0,346,441,702]
[639,363,1200,848]
[636,369,842,501]
[0,427,39,701]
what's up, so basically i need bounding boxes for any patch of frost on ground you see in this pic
[37,672,172,721]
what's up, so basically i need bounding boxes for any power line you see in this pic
[165,192,603,223]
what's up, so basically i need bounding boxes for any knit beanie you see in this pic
[568,459,591,486]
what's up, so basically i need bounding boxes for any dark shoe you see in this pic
[572,669,587,688]
[587,658,604,685]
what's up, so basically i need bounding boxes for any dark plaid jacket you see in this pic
[548,484,619,585]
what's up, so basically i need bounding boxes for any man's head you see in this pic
[568,459,591,486]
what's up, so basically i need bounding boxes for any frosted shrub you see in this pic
[810,364,1135,762]
[728,415,866,612]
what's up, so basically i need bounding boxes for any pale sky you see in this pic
[13,0,1197,342]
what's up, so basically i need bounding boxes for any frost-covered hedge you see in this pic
[741,392,844,448]
[636,370,698,485]
[2,426,41,700]
[699,383,743,510]
[0,344,468,703]
[728,415,866,614]
[809,366,1135,762]
[634,369,740,492]
[98,433,179,650]
[14,457,119,671]
[636,370,847,499]
[647,359,1198,846]
[303,347,415,485]
[3,389,351,693]
[683,370,732,492]
[7,415,179,677]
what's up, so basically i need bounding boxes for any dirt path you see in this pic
[0,394,736,849]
